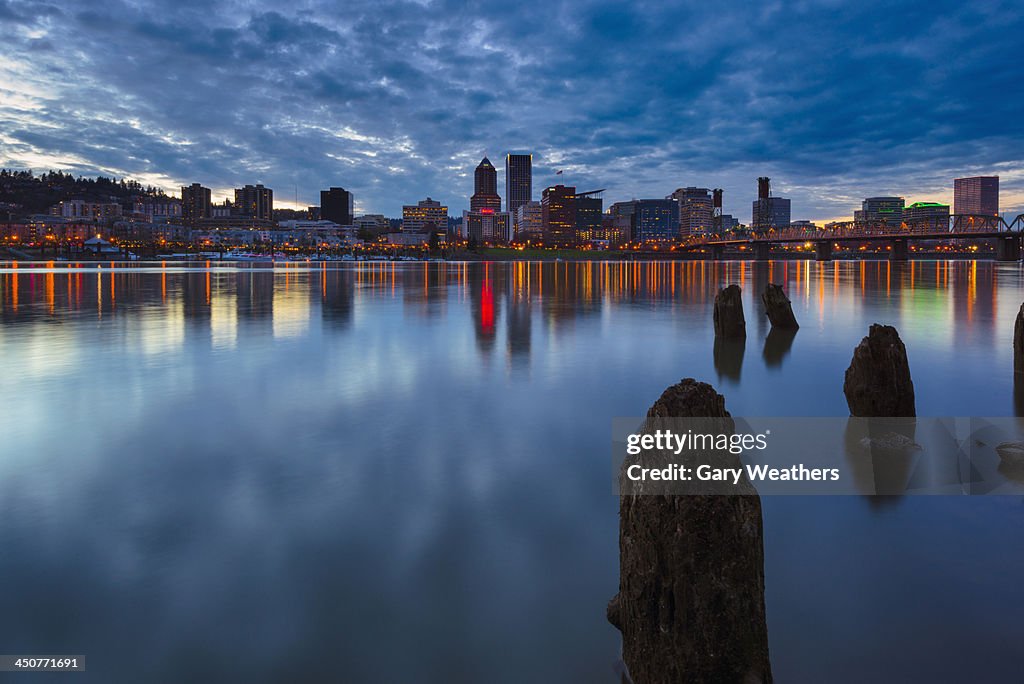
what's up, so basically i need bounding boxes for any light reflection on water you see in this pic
[0,260,1022,683]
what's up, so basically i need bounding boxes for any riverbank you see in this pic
[0,245,1005,262]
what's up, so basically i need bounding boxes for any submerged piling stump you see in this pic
[713,284,746,338]
[761,284,799,330]
[1014,303,1024,374]
[843,324,915,417]
[610,379,772,684]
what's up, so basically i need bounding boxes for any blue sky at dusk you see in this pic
[1,0,1022,222]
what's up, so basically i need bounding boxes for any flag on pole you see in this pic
[556,169,563,175]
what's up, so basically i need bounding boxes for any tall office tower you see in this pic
[542,184,576,246]
[573,190,604,242]
[234,184,274,219]
[505,153,532,224]
[954,176,999,216]
[181,183,211,227]
[670,187,713,237]
[320,187,354,225]
[470,157,502,212]
[402,197,448,233]
[854,196,905,225]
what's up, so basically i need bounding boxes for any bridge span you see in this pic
[682,214,1024,261]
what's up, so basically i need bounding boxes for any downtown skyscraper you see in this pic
[505,153,532,224]
[470,157,502,212]
[954,176,999,216]
[320,187,354,225]
[542,184,576,246]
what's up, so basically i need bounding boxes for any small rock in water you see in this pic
[859,432,921,452]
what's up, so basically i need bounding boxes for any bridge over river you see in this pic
[677,213,1024,261]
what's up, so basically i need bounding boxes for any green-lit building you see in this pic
[903,201,949,226]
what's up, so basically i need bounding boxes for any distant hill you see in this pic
[0,169,172,216]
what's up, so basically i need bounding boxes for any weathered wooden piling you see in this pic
[843,324,916,417]
[713,284,746,338]
[761,284,799,330]
[1013,302,1024,374]
[609,379,772,684]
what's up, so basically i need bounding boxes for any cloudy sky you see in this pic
[1,0,1022,222]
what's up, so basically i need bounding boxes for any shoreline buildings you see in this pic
[954,176,999,216]
[6,163,1015,250]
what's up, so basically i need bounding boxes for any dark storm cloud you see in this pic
[1,0,1022,220]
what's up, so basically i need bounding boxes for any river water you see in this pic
[0,260,1021,682]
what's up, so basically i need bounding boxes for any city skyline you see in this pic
[1,1,1022,223]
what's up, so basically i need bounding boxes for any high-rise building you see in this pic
[751,197,791,230]
[542,185,576,246]
[320,187,354,226]
[854,196,904,226]
[573,190,604,242]
[670,187,713,237]
[234,184,273,220]
[402,197,448,234]
[516,201,543,240]
[632,199,679,242]
[470,157,502,212]
[505,153,532,225]
[954,176,999,216]
[181,183,211,227]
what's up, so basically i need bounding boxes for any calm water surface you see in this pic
[1,260,1022,683]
